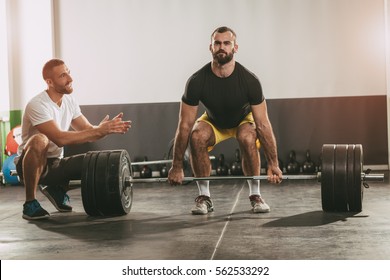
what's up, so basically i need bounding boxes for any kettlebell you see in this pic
[160,165,168,177]
[286,150,300,174]
[216,154,228,176]
[230,149,243,175]
[159,153,169,177]
[317,153,322,172]
[302,149,316,173]
[140,156,152,178]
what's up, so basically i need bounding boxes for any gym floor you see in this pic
[1,172,390,260]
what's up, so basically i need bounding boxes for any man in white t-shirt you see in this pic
[15,58,132,220]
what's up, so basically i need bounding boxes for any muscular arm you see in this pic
[251,101,282,181]
[70,114,94,131]
[168,102,198,184]
[35,113,131,147]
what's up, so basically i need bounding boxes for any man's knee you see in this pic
[190,126,214,149]
[190,121,215,147]
[190,129,209,148]
[25,134,50,153]
[237,125,257,147]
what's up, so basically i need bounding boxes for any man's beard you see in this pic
[213,50,234,65]
[54,83,73,94]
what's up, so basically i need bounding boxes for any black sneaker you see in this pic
[22,199,50,220]
[39,185,72,212]
[191,195,214,215]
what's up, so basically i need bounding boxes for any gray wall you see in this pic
[65,95,388,171]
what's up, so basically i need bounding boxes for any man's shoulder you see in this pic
[189,62,211,78]
[26,91,49,108]
[235,62,255,75]
[29,90,47,101]
[235,62,260,82]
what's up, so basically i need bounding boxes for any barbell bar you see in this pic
[124,172,384,184]
[65,171,384,190]
[67,171,384,189]
[66,174,321,188]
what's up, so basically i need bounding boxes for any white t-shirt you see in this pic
[17,91,82,158]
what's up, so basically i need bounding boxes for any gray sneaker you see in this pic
[191,195,214,215]
[249,195,270,213]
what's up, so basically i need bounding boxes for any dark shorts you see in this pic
[15,152,85,186]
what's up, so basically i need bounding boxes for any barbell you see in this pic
[1,144,384,216]
[76,144,383,216]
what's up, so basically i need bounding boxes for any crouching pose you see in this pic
[168,26,282,214]
[16,58,132,220]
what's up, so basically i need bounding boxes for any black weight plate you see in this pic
[87,151,101,216]
[334,144,348,211]
[80,152,91,213]
[81,150,133,217]
[347,145,356,211]
[97,150,121,215]
[94,150,111,215]
[81,151,100,216]
[91,150,133,216]
[105,150,133,215]
[351,144,363,212]
[321,144,336,212]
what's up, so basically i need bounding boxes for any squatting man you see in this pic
[15,58,131,220]
[168,26,283,214]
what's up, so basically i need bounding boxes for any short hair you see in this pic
[211,26,237,42]
[42,58,65,80]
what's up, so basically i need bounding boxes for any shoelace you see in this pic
[63,193,70,205]
[26,200,42,212]
[31,199,41,210]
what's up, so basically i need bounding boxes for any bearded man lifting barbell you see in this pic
[15,59,132,220]
[168,26,283,214]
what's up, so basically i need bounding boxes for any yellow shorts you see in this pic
[197,112,261,151]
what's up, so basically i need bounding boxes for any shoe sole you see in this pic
[191,207,214,215]
[39,186,72,212]
[253,208,271,213]
[191,210,208,215]
[22,214,50,220]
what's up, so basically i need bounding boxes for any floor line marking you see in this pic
[210,183,245,260]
